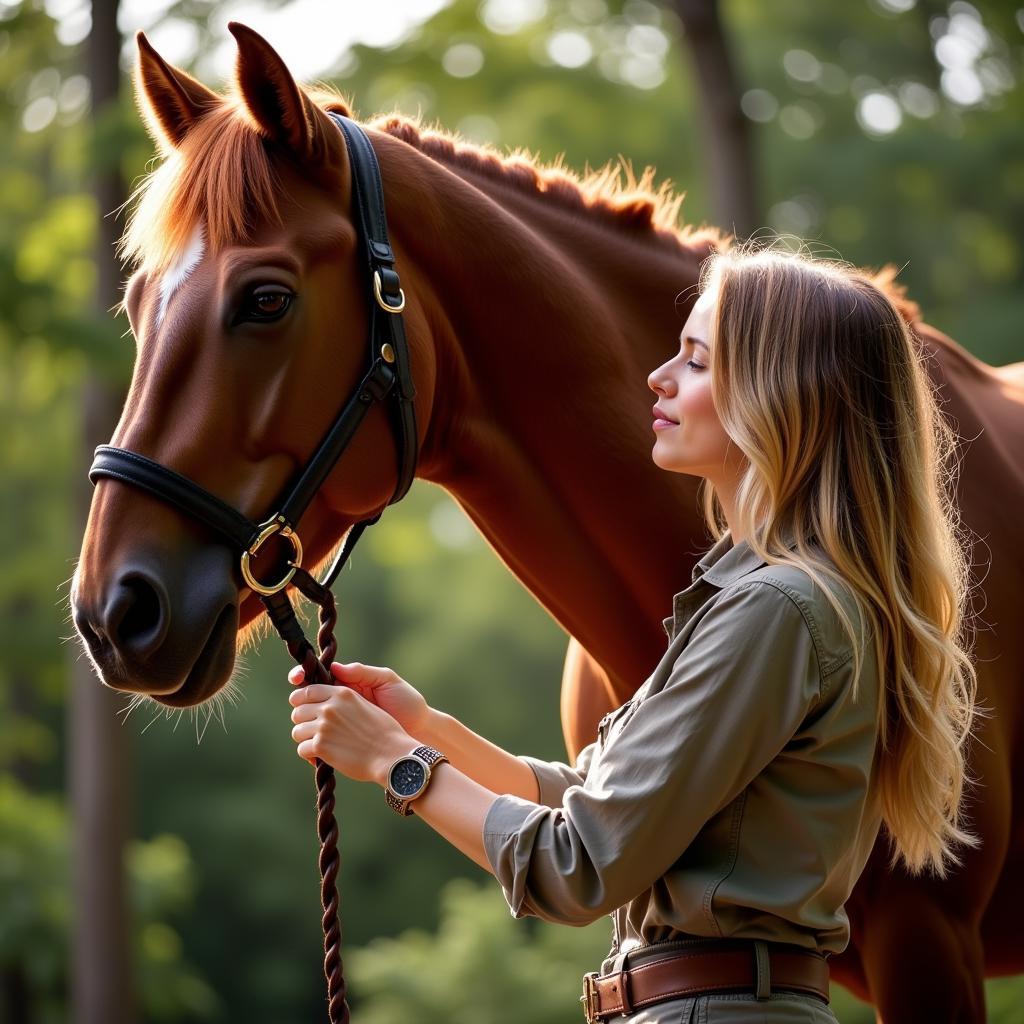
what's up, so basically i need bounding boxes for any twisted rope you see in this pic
[265,567,349,1024]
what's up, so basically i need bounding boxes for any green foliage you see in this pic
[347,877,611,1023]
[0,1,140,378]
[986,975,1024,1024]
[0,774,217,1022]
[722,0,1023,362]
[0,776,67,1015]
[0,334,84,786]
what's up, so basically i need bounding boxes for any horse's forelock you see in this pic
[122,88,350,276]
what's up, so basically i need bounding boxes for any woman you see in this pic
[286,245,981,1022]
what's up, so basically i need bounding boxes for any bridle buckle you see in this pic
[240,515,303,596]
[373,269,405,313]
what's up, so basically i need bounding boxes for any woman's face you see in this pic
[647,287,740,482]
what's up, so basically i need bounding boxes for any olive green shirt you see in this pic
[482,530,882,956]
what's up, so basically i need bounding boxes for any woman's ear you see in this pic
[135,31,221,151]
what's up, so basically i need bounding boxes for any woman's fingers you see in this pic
[289,662,391,693]
[291,720,317,743]
[290,703,319,724]
[289,666,358,699]
[288,683,339,707]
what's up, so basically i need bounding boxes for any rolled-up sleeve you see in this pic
[518,741,597,807]
[481,581,823,925]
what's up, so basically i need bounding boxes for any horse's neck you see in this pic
[377,135,709,690]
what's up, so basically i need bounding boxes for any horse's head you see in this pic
[71,24,431,707]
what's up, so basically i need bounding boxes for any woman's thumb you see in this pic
[330,661,382,682]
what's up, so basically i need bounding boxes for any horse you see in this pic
[70,23,1024,1024]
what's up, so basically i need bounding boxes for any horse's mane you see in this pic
[372,111,920,323]
[363,108,720,250]
[121,84,918,324]
[120,85,723,274]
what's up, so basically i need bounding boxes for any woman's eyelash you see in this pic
[686,360,705,371]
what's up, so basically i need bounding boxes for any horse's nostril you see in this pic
[74,607,104,651]
[104,571,170,659]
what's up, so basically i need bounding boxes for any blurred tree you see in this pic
[721,0,1022,361]
[672,0,760,235]
[66,0,137,1020]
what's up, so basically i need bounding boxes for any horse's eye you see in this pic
[238,286,294,324]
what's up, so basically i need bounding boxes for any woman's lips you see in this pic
[652,406,679,430]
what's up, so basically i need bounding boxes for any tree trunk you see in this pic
[69,1,135,1021]
[671,0,760,238]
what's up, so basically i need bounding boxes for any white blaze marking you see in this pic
[156,226,205,326]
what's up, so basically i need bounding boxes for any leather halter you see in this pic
[89,113,417,604]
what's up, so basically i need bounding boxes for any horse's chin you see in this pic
[238,588,264,630]
[152,603,239,708]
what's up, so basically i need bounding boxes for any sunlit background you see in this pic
[2,0,1022,1021]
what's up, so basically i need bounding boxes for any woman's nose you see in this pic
[648,365,673,394]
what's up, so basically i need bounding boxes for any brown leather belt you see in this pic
[580,941,829,1022]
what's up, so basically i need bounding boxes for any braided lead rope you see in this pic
[264,567,349,1024]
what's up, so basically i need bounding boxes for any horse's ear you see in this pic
[228,21,334,163]
[135,31,220,150]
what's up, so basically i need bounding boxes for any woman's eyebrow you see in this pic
[681,335,710,351]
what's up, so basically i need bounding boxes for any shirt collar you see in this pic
[692,530,770,587]
[661,527,791,641]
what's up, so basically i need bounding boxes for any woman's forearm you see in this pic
[418,708,540,802]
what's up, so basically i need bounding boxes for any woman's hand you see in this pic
[288,670,419,785]
[288,661,432,737]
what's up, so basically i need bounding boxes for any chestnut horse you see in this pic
[70,24,1023,1024]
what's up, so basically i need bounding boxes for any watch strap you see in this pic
[411,744,449,768]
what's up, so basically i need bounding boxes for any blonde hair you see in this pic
[697,242,984,880]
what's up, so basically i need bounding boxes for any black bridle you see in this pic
[90,112,417,629]
[87,113,417,1024]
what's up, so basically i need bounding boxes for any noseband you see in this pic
[88,113,416,1024]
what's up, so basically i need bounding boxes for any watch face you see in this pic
[389,757,427,798]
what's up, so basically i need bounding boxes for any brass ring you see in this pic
[373,270,406,313]
[240,517,303,596]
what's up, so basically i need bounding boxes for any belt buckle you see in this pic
[580,971,601,1024]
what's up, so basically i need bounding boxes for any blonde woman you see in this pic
[286,246,980,1022]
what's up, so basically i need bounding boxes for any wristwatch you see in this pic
[384,744,450,816]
